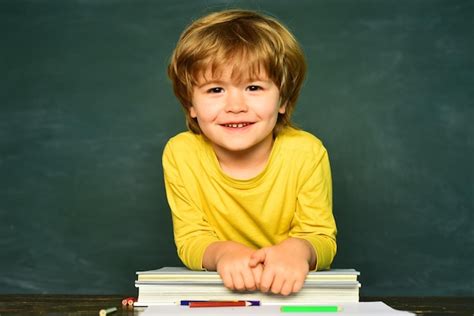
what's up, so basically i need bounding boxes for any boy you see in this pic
[163,9,337,296]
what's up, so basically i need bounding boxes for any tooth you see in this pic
[224,123,250,128]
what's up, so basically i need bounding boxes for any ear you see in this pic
[189,106,197,118]
[278,101,287,114]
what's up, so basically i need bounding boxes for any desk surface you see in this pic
[0,295,472,316]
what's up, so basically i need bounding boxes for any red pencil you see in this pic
[121,297,136,307]
[189,301,255,308]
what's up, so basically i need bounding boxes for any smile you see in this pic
[222,122,253,128]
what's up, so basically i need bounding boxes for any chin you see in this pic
[222,145,252,152]
[215,141,253,152]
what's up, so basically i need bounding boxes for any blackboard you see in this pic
[1,0,472,296]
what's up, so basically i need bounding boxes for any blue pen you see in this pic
[180,300,206,306]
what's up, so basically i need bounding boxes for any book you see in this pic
[137,267,360,283]
[135,267,361,306]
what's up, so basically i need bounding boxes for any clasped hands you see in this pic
[206,238,315,296]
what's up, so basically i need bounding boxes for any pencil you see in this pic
[189,301,259,308]
[99,307,118,316]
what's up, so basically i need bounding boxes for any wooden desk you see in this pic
[0,295,472,315]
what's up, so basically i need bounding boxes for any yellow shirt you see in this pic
[162,127,337,271]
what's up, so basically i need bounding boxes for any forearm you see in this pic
[299,234,337,270]
[175,234,219,270]
[202,240,250,270]
[297,238,317,270]
[165,178,221,270]
[279,237,316,270]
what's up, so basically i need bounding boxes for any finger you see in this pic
[280,279,295,296]
[220,270,234,290]
[270,273,284,295]
[292,279,304,293]
[259,268,275,293]
[231,270,245,291]
[241,269,257,291]
[251,264,263,289]
[249,249,266,267]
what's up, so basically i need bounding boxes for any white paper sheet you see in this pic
[141,302,414,316]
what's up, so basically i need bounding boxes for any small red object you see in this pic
[122,297,136,306]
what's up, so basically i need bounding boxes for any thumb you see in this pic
[249,248,266,267]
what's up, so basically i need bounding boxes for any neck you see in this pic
[212,137,274,180]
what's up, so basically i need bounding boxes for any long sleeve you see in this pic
[289,147,337,270]
[162,141,220,270]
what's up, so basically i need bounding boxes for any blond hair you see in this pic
[168,9,307,135]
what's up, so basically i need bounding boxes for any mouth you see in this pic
[220,122,254,128]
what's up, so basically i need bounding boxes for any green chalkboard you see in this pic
[0,0,472,296]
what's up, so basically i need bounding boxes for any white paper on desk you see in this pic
[142,302,414,316]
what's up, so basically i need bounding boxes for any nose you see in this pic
[224,89,248,113]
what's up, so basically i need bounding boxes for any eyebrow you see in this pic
[195,80,226,89]
[196,78,271,89]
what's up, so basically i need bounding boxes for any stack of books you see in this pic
[134,267,360,306]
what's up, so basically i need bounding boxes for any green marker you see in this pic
[280,305,341,313]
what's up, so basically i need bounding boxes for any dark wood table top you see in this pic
[0,295,473,316]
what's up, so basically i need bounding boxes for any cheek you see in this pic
[262,97,283,118]
[192,103,221,122]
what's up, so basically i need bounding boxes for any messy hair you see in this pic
[168,9,307,135]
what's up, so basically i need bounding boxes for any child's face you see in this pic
[190,64,285,156]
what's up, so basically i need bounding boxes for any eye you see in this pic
[206,87,224,94]
[247,85,263,91]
